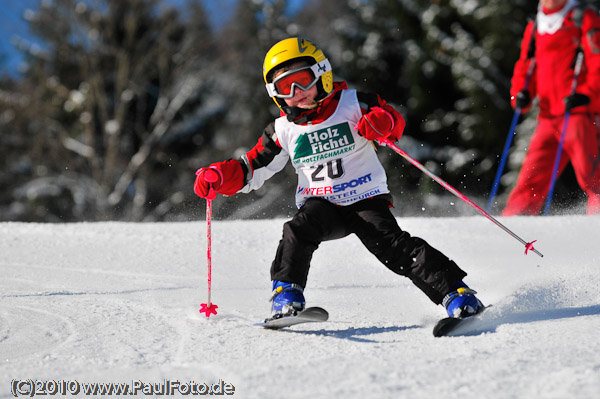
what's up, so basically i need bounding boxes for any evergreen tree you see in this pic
[2,0,217,221]
[199,0,301,219]
[1,0,589,221]
[294,0,538,215]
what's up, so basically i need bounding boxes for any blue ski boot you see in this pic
[270,281,305,318]
[443,281,484,318]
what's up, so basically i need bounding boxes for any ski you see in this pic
[255,307,329,330]
[433,307,489,337]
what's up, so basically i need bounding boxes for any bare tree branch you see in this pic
[107,74,201,206]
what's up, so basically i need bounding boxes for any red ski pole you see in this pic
[199,169,220,317]
[381,139,543,257]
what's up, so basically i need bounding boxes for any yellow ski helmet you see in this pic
[263,37,333,112]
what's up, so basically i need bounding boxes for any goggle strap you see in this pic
[266,82,277,97]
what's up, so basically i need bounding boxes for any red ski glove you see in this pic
[194,167,223,200]
[193,160,245,199]
[355,105,405,143]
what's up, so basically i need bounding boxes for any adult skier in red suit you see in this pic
[503,0,600,215]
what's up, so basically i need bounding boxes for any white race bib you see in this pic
[275,90,389,207]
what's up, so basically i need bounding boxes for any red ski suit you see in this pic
[503,3,600,215]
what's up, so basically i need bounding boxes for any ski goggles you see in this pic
[265,59,332,99]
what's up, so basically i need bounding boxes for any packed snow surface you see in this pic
[1,215,600,398]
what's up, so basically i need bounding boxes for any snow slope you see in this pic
[1,215,600,398]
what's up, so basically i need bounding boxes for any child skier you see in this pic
[193,37,483,320]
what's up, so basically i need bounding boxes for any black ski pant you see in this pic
[271,196,467,304]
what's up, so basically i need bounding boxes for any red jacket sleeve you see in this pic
[578,8,600,111]
[510,21,537,112]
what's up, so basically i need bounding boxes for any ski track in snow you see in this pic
[1,216,600,398]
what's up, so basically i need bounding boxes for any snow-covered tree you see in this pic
[1,0,589,221]
[2,0,219,221]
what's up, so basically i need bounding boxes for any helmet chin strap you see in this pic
[281,87,333,123]
[281,98,319,123]
[282,105,311,123]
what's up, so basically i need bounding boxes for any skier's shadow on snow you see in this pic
[281,305,600,340]
[283,325,420,343]
[445,304,600,337]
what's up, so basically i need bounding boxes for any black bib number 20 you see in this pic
[311,159,344,181]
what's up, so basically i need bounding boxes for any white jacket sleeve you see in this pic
[237,121,289,193]
[239,149,289,193]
